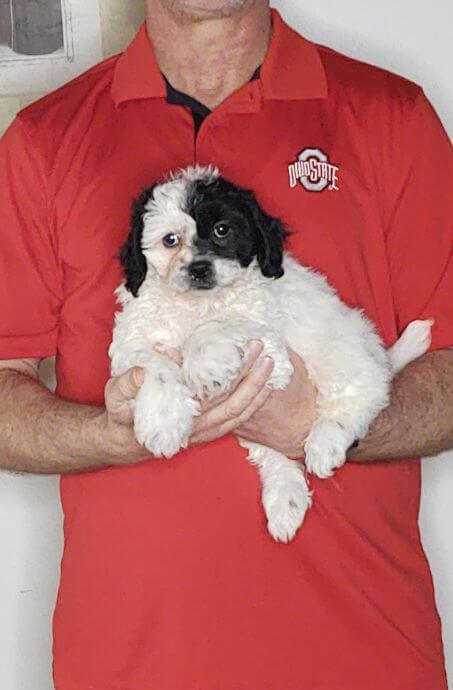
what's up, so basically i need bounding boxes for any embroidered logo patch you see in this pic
[288,148,339,192]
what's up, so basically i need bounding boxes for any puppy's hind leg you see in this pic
[304,417,358,479]
[388,319,433,375]
[239,438,312,543]
[303,358,390,479]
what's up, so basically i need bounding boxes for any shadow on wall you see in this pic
[0,0,63,56]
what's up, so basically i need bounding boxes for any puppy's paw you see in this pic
[304,420,350,478]
[266,358,293,390]
[183,338,242,400]
[263,472,312,543]
[390,318,433,374]
[134,379,199,458]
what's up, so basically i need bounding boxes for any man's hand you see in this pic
[104,366,145,426]
[102,367,149,464]
[102,342,276,461]
[104,345,317,461]
[188,341,274,446]
[235,349,317,458]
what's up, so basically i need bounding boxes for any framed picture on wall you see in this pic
[0,0,102,94]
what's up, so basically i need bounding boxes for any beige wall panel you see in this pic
[99,0,145,57]
[0,0,145,386]
[0,0,145,134]
[0,96,22,133]
[0,92,43,133]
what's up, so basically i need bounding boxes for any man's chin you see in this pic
[162,0,251,21]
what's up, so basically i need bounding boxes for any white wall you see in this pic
[0,1,452,689]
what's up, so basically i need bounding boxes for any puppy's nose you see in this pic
[188,260,213,282]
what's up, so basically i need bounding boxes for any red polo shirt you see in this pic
[1,10,452,690]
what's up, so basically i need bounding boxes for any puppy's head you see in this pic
[121,166,288,296]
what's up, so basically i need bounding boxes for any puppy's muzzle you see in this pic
[188,260,215,289]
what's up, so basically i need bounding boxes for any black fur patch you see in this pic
[187,177,288,278]
[120,185,155,297]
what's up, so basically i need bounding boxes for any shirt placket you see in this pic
[195,81,262,168]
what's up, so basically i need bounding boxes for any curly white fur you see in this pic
[109,167,432,543]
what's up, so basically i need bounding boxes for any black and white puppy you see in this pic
[109,166,431,542]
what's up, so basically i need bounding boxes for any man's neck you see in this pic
[146,1,271,110]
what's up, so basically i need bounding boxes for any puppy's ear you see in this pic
[245,191,288,279]
[121,186,155,297]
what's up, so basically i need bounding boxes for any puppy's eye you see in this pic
[162,233,180,248]
[213,222,231,239]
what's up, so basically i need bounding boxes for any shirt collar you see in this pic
[111,9,327,108]
[111,24,166,107]
[261,10,327,100]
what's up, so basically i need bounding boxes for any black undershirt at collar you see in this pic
[165,78,210,135]
[165,67,261,135]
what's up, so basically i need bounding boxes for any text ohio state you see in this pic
[288,159,339,190]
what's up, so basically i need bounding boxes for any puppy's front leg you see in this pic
[182,322,247,400]
[133,354,200,458]
[183,321,294,401]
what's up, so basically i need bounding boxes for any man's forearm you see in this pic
[0,370,130,474]
[348,349,453,462]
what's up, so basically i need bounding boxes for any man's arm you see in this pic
[0,358,148,473]
[348,349,453,462]
[0,345,274,474]
[235,349,453,462]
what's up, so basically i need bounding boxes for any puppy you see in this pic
[109,166,432,542]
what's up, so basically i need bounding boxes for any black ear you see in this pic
[120,185,155,297]
[243,191,288,279]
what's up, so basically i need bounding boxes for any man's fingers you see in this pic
[190,383,272,446]
[107,367,145,403]
[223,357,273,420]
[120,366,145,398]
[215,383,272,437]
[238,340,265,378]
[193,356,274,434]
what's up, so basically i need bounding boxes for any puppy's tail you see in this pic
[388,319,434,375]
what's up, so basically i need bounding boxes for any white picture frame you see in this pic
[0,0,102,94]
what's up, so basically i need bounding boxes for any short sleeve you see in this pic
[383,91,453,351]
[0,116,62,359]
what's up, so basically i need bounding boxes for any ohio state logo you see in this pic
[288,148,339,192]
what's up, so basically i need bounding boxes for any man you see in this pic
[0,0,452,688]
